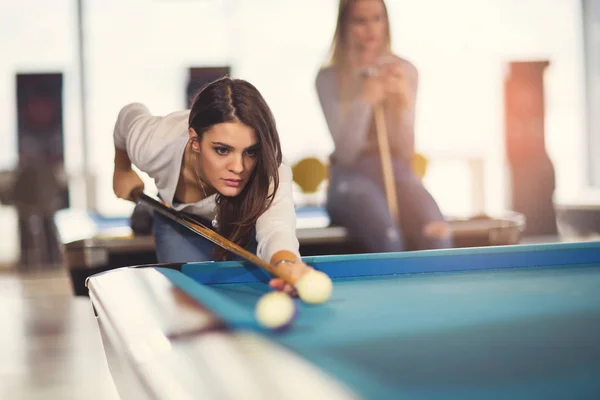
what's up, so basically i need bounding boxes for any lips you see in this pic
[222,178,243,188]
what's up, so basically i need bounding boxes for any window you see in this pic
[583,0,600,188]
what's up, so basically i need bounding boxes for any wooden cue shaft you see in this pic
[374,105,399,224]
[132,190,306,285]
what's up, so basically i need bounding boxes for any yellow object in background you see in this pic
[292,157,328,194]
[411,152,428,179]
[292,153,428,195]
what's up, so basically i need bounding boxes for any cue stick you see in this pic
[373,105,399,225]
[129,188,306,285]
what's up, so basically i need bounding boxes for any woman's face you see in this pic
[191,121,259,197]
[346,0,387,54]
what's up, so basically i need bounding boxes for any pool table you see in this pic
[66,209,525,296]
[86,241,600,400]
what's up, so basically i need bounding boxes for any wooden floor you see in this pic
[0,266,120,400]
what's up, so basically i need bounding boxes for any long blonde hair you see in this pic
[325,0,392,103]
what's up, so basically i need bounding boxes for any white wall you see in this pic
[583,0,600,192]
[0,0,590,221]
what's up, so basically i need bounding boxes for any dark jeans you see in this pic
[326,156,452,252]
[152,211,257,263]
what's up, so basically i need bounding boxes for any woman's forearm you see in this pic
[114,146,132,171]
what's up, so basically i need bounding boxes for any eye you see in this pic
[245,148,259,158]
[214,146,229,155]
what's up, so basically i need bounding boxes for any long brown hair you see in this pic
[326,0,392,104]
[188,77,282,260]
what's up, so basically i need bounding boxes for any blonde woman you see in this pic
[316,0,451,252]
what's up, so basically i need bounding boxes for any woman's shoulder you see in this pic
[315,65,338,85]
[116,103,150,122]
[385,55,418,78]
[117,103,190,125]
[161,109,191,131]
[278,161,293,182]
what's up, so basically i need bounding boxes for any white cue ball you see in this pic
[255,291,297,330]
[295,270,333,305]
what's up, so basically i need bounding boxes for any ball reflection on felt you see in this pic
[255,291,297,330]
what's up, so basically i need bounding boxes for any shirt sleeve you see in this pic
[255,163,300,263]
[113,104,190,205]
[315,68,373,166]
[113,103,160,169]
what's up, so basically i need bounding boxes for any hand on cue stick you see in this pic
[374,105,400,225]
[130,188,333,305]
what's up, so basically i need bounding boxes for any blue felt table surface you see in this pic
[159,241,600,400]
